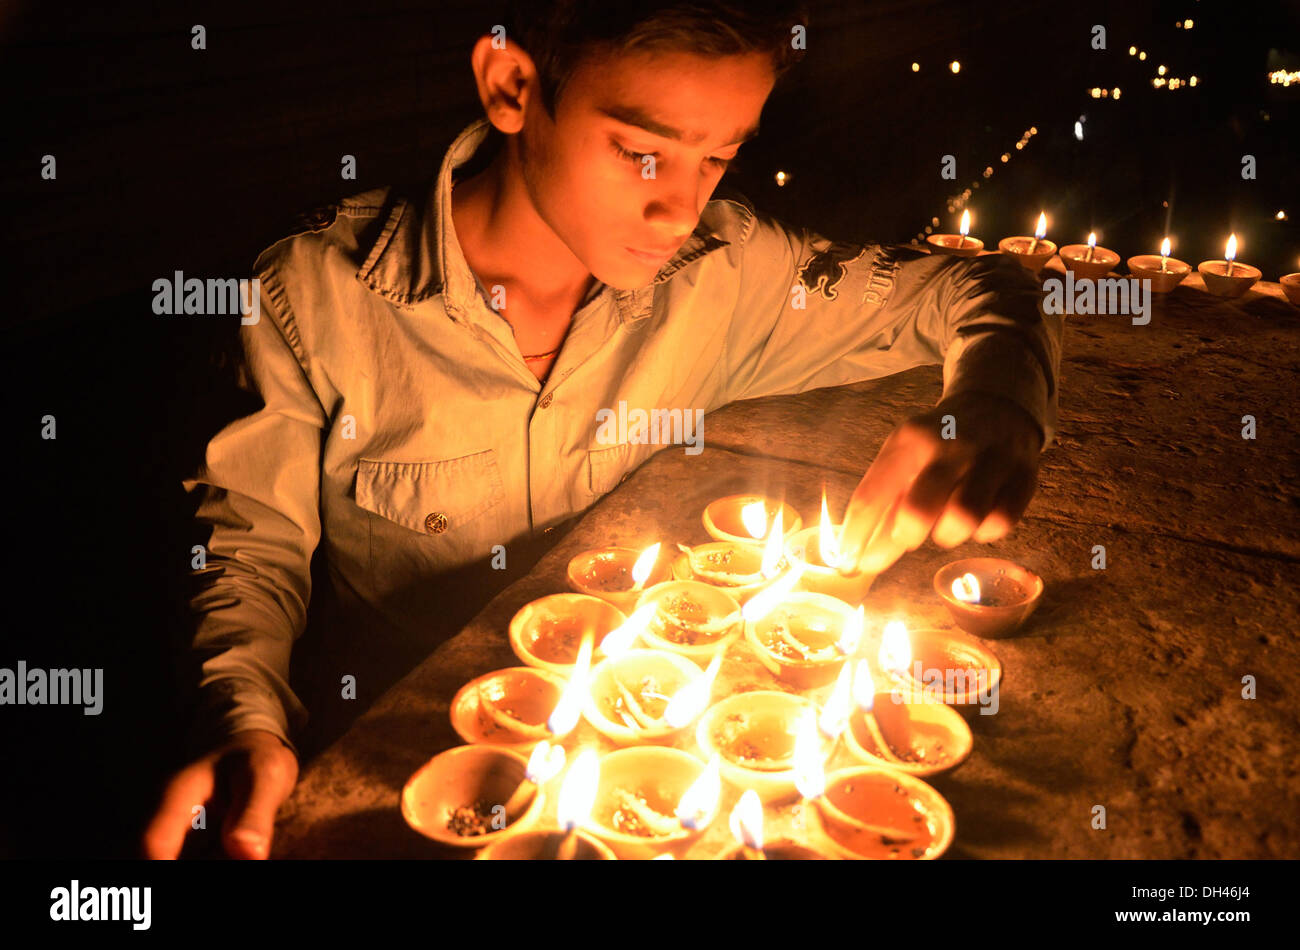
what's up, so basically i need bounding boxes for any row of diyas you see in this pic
[399,491,1041,859]
[928,210,1285,300]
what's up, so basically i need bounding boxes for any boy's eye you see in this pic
[611,139,738,173]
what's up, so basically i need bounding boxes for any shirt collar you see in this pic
[356,118,733,327]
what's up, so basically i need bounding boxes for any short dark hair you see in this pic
[500,1,810,117]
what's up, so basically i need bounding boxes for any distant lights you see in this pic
[950,60,961,73]
[1278,210,1289,221]
[1269,69,1299,86]
[912,62,920,72]
[1128,45,1137,55]
[774,170,788,187]
[1139,51,1146,61]
[1157,65,1166,76]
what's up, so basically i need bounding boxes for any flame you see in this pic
[818,663,853,739]
[1225,234,1237,263]
[741,561,806,623]
[664,650,723,728]
[729,789,765,852]
[526,740,566,784]
[792,711,826,800]
[546,632,594,735]
[952,572,981,604]
[599,602,657,658]
[759,505,785,578]
[1034,212,1047,240]
[1160,237,1171,258]
[836,604,865,656]
[652,853,675,860]
[852,660,877,712]
[878,620,912,677]
[630,543,661,588]
[817,493,841,569]
[1087,232,1097,249]
[959,209,971,237]
[555,747,600,832]
[675,754,722,830]
[740,501,768,540]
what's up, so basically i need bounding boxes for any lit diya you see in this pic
[585,748,722,859]
[745,592,861,689]
[785,492,877,606]
[450,666,568,749]
[927,209,983,257]
[879,620,1003,719]
[508,593,627,674]
[672,501,792,604]
[474,828,615,860]
[998,211,1056,272]
[719,788,828,860]
[400,744,546,848]
[583,649,719,745]
[1128,236,1191,293]
[1198,233,1261,298]
[934,558,1043,637]
[1060,232,1120,281]
[633,580,743,665]
[696,690,833,804]
[701,494,802,545]
[808,766,955,860]
[567,542,668,613]
[842,662,972,777]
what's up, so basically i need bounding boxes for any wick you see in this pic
[1027,237,1039,254]
[502,778,537,822]
[552,826,581,860]
[1160,255,1168,273]
[860,710,910,766]
[741,845,767,861]
[1226,260,1235,277]
[957,234,966,249]
[1084,244,1095,262]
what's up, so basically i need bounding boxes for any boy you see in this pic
[144,0,1062,859]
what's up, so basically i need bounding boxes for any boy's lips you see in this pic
[625,245,677,264]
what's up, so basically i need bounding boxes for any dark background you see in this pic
[0,0,1295,858]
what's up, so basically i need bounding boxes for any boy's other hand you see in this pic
[142,728,299,860]
[837,392,1044,576]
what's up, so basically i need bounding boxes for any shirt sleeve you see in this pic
[181,261,327,756]
[720,210,1065,449]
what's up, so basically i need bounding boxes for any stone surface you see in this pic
[274,276,1300,859]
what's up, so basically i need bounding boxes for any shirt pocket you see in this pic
[586,442,639,498]
[356,449,506,541]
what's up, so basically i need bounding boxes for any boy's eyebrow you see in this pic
[597,105,760,147]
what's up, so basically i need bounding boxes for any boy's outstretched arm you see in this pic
[721,206,1064,575]
[144,264,325,858]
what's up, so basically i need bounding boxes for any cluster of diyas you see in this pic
[933,211,1290,302]
[401,490,1045,860]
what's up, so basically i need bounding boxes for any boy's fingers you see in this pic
[222,747,297,860]
[933,451,1011,548]
[973,464,1039,542]
[891,456,972,551]
[839,430,935,569]
[141,761,216,860]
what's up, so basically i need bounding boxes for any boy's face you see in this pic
[517,48,776,290]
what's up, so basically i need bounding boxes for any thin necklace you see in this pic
[521,346,561,361]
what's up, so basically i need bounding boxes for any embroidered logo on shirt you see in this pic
[862,244,927,307]
[796,241,867,301]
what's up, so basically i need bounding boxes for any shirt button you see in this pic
[424,512,449,534]
[539,392,554,409]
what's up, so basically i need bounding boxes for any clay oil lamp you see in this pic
[999,212,1056,272]
[1280,269,1300,306]
[880,620,1003,719]
[842,661,972,777]
[567,542,669,614]
[1060,232,1120,281]
[696,690,832,804]
[702,494,802,545]
[633,580,744,666]
[672,502,795,604]
[784,493,879,606]
[508,593,626,674]
[583,649,720,746]
[584,749,722,859]
[450,666,568,750]
[1128,236,1191,293]
[400,744,547,849]
[927,209,983,257]
[808,765,956,860]
[744,590,862,689]
[719,789,828,860]
[1198,233,1261,297]
[934,557,1044,638]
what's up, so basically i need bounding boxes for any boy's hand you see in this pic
[836,391,1044,576]
[142,729,298,860]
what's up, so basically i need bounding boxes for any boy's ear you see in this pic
[468,32,540,135]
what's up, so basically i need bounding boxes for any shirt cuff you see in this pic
[941,329,1057,450]
[187,678,300,759]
